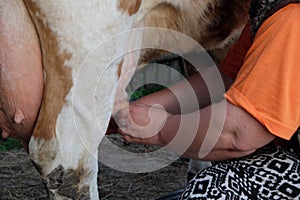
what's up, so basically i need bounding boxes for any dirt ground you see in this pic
[0,135,189,200]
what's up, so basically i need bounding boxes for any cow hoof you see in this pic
[44,165,91,200]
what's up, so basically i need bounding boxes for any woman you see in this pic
[110,0,300,199]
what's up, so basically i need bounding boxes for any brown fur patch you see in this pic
[138,0,250,64]
[143,3,180,30]
[117,59,123,78]
[138,3,181,64]
[199,0,251,46]
[23,1,73,141]
[117,0,141,16]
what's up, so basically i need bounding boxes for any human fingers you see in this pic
[122,133,160,146]
[115,103,169,141]
[113,106,130,128]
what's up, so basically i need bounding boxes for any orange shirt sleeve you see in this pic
[220,23,252,80]
[225,4,300,140]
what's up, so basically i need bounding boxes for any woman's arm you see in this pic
[133,70,233,115]
[119,99,275,161]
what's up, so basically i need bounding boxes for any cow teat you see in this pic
[1,130,9,139]
[14,109,25,124]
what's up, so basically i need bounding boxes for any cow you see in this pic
[0,0,249,199]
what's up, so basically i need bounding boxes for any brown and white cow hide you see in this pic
[5,0,250,199]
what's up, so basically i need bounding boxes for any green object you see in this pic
[129,84,166,102]
[0,138,22,152]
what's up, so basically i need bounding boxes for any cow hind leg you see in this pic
[29,115,100,200]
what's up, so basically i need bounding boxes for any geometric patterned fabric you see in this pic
[180,143,300,199]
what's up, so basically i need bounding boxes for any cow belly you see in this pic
[0,0,43,148]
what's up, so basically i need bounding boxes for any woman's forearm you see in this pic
[159,100,275,161]
[134,72,227,114]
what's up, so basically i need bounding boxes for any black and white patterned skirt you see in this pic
[180,142,300,200]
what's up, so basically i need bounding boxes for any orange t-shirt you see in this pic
[224,4,300,140]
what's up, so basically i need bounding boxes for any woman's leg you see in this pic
[180,141,300,199]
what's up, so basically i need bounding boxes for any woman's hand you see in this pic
[113,103,172,146]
